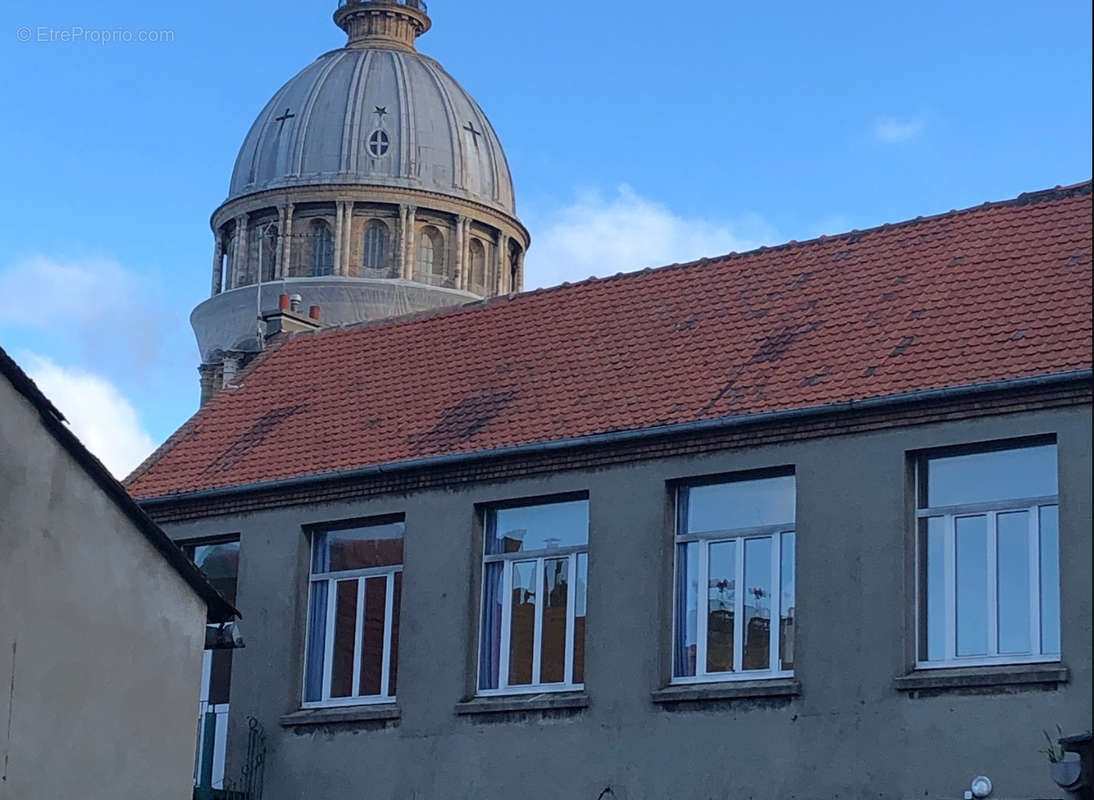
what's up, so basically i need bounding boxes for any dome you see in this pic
[228,45,516,214]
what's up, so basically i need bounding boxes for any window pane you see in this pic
[779,532,795,671]
[955,515,988,657]
[304,581,328,702]
[508,561,536,686]
[540,558,569,683]
[997,511,1031,654]
[191,541,240,605]
[924,444,1057,507]
[706,541,736,673]
[330,579,358,698]
[359,576,387,696]
[743,537,773,670]
[487,500,589,555]
[478,562,503,690]
[683,475,795,533]
[389,572,401,696]
[1039,505,1060,654]
[572,553,587,684]
[674,542,698,678]
[313,522,405,572]
[919,516,946,661]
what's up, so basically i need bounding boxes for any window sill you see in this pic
[455,691,588,716]
[280,703,400,728]
[894,663,1069,693]
[652,678,801,705]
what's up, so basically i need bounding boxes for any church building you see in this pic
[127,1,1092,798]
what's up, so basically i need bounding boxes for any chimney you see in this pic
[279,293,291,311]
[309,305,321,321]
[289,294,303,313]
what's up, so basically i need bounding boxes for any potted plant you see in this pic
[1043,726,1083,796]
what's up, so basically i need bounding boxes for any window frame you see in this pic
[476,493,589,697]
[301,517,404,709]
[913,438,1060,670]
[670,471,796,686]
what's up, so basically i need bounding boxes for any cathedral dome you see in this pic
[228,41,515,214]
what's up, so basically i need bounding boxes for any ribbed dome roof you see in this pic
[228,46,515,214]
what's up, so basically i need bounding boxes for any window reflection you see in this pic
[508,561,536,686]
[925,444,1056,507]
[487,500,589,555]
[996,511,1031,654]
[683,475,795,533]
[313,522,405,572]
[743,537,772,670]
[706,542,735,673]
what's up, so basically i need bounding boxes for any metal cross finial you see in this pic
[463,121,483,146]
[274,108,296,133]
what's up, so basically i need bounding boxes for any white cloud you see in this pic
[523,186,777,289]
[0,255,174,366]
[19,353,157,478]
[872,114,927,143]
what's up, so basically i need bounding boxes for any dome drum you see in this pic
[209,188,526,300]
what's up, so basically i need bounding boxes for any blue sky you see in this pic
[1,0,1091,475]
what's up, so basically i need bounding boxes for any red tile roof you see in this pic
[126,182,1093,500]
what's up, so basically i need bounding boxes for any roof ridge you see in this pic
[273,178,1094,342]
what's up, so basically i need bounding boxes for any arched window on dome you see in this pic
[311,219,334,276]
[468,238,486,294]
[260,225,278,282]
[417,226,445,285]
[363,220,388,276]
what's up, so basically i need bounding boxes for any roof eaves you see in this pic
[134,367,1093,508]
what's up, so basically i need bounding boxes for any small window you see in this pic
[367,129,390,157]
[304,519,404,706]
[468,238,486,291]
[363,221,387,272]
[417,226,445,280]
[479,498,589,694]
[311,220,334,276]
[916,441,1059,667]
[673,474,796,682]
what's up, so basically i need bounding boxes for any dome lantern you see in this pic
[334,0,432,51]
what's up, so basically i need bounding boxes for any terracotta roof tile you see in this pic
[126,182,1093,499]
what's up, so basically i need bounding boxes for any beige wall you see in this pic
[0,377,207,800]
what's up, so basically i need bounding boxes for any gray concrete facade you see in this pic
[0,374,208,800]
[156,403,1092,800]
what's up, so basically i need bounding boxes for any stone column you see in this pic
[495,233,508,296]
[516,247,525,292]
[211,232,224,296]
[281,203,294,278]
[342,202,354,275]
[235,215,249,288]
[274,207,286,278]
[396,205,408,279]
[454,214,465,290]
[333,202,345,276]
[403,205,417,280]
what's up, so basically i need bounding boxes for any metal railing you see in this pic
[337,0,428,12]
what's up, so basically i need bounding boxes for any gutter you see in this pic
[137,368,1092,508]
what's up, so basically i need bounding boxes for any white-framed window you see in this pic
[478,497,588,695]
[673,473,796,683]
[303,519,403,706]
[916,440,1060,668]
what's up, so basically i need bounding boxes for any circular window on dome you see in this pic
[367,129,390,157]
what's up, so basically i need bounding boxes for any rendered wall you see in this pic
[0,377,207,800]
[159,404,1092,800]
